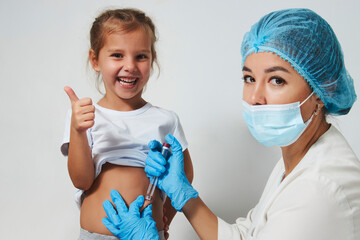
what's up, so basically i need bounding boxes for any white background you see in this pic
[0,0,359,239]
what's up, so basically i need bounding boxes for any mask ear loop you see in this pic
[299,91,315,107]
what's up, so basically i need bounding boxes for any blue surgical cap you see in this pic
[241,8,356,115]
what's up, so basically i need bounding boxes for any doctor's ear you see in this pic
[314,94,325,115]
[314,96,325,116]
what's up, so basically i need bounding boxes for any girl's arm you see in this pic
[65,86,95,190]
[67,128,94,190]
[163,149,193,230]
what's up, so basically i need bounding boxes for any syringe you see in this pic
[145,143,171,201]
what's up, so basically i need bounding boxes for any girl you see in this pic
[61,8,194,240]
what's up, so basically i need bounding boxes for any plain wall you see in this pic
[0,0,359,239]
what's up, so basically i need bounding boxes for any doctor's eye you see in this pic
[243,75,255,84]
[269,77,286,86]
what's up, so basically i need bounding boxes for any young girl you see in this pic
[61,8,194,239]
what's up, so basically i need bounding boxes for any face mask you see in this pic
[242,92,314,147]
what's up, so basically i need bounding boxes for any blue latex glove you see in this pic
[145,134,198,211]
[102,189,159,240]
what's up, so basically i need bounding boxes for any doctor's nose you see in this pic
[246,84,266,105]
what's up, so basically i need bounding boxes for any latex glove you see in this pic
[145,134,198,211]
[102,190,159,240]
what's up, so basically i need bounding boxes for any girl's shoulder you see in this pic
[146,103,180,119]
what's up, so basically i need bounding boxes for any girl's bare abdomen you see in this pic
[80,163,164,235]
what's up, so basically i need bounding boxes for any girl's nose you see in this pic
[123,58,136,72]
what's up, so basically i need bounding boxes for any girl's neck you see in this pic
[97,95,147,112]
[280,115,330,179]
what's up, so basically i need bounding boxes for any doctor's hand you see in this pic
[145,134,198,211]
[102,190,160,240]
[64,86,95,132]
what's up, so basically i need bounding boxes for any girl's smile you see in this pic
[117,76,138,88]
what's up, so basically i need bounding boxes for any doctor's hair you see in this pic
[88,8,159,93]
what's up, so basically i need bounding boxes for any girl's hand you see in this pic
[64,86,95,132]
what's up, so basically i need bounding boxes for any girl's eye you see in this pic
[111,53,123,58]
[136,54,148,60]
[270,77,286,86]
[243,75,255,83]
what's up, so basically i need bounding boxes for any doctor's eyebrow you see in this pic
[242,66,252,72]
[242,65,291,74]
[265,66,290,73]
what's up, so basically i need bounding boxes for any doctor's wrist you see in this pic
[171,185,199,211]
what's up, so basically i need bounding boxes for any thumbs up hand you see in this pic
[64,86,95,132]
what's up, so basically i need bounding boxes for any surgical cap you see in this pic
[241,8,356,115]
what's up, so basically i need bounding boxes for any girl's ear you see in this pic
[89,49,100,72]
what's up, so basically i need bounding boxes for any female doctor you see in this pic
[101,8,360,240]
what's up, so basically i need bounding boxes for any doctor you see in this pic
[102,8,360,240]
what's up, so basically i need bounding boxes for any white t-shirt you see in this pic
[218,125,360,240]
[61,102,188,207]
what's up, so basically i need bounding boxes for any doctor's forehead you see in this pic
[242,53,295,74]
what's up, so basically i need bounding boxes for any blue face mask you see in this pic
[242,92,314,147]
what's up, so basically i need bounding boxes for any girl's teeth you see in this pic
[120,78,136,82]
[117,78,137,86]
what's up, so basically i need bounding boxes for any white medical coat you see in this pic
[218,125,360,240]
